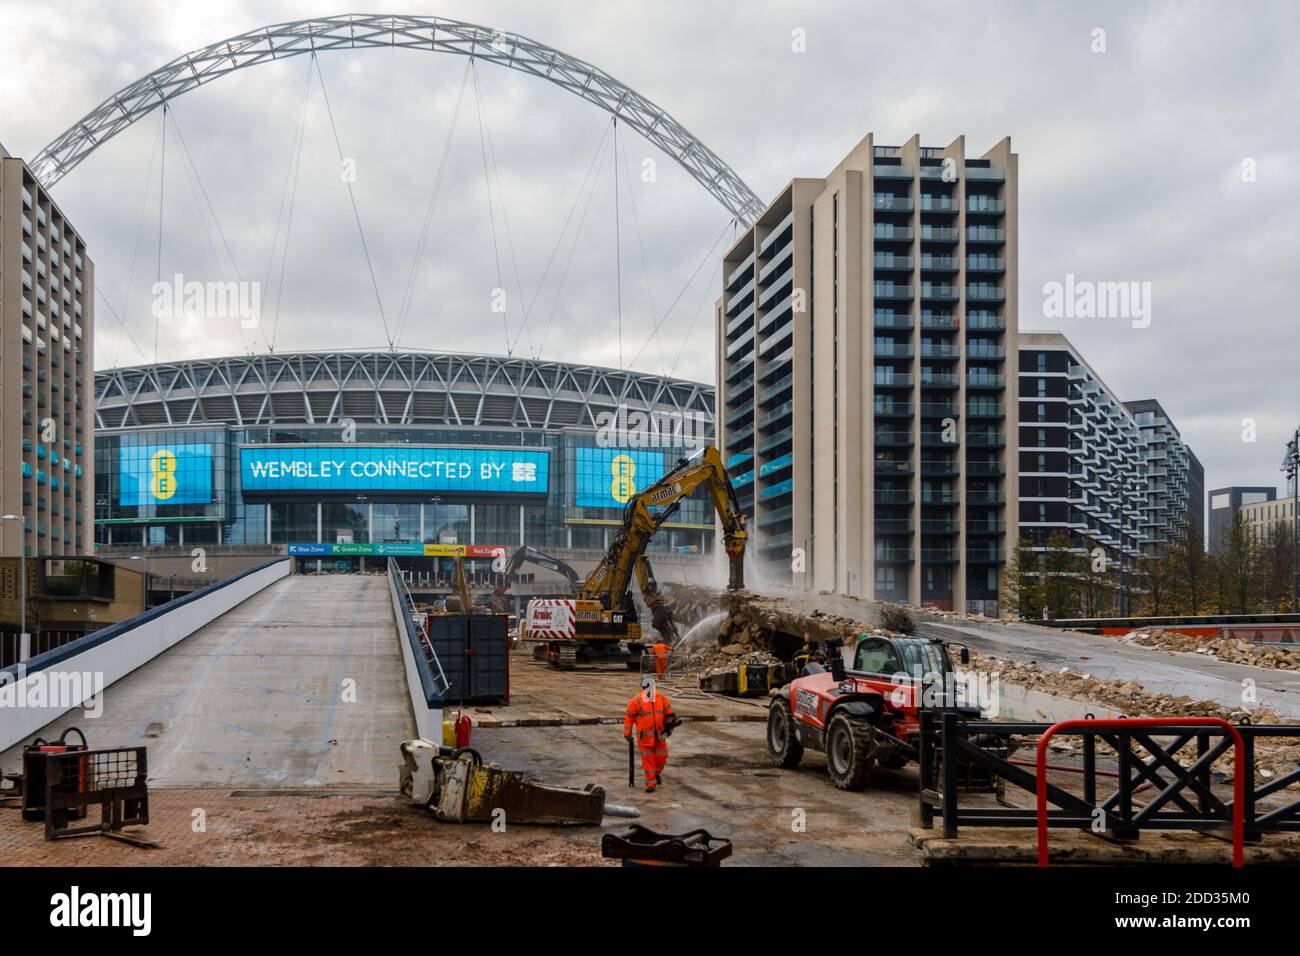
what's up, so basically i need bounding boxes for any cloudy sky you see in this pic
[1,0,1297,495]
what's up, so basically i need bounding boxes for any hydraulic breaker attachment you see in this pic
[400,739,606,826]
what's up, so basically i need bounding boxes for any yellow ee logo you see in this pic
[610,454,637,504]
[149,450,178,501]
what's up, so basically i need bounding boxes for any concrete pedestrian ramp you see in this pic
[0,575,415,788]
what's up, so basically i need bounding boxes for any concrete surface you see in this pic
[468,651,767,727]
[917,616,1300,717]
[0,575,414,788]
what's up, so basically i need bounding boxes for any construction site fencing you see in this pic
[918,711,1300,866]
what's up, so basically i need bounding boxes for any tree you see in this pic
[1212,515,1258,614]
[1000,537,1044,618]
[1167,521,1210,614]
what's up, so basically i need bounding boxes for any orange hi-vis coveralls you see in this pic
[624,688,675,790]
[650,641,671,678]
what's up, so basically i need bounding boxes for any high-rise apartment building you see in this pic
[1209,485,1274,552]
[0,142,94,557]
[1124,399,1204,552]
[1017,332,1148,571]
[717,133,1017,614]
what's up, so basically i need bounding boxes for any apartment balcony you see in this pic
[919,402,957,418]
[758,210,794,258]
[965,547,1004,564]
[966,460,1005,477]
[966,198,1006,215]
[872,163,913,180]
[920,372,959,389]
[874,460,915,477]
[874,373,914,389]
[968,345,1006,360]
[921,314,959,331]
[758,401,794,431]
[920,283,959,301]
[874,429,914,447]
[920,520,958,534]
[967,285,1005,302]
[874,312,914,330]
[966,314,1005,331]
[919,254,959,272]
[758,428,793,456]
[920,225,959,243]
[874,400,913,418]
[760,453,793,479]
[874,547,914,563]
[759,479,794,502]
[759,242,794,285]
[967,490,1005,505]
[874,225,914,242]
[875,519,914,535]
[967,226,1006,243]
[725,327,755,360]
[967,373,1005,389]
[874,283,914,301]
[758,505,793,529]
[966,432,1005,447]
[920,459,959,477]
[725,401,754,429]
[964,167,1006,182]
[874,253,914,271]
[875,489,913,505]
[725,251,755,291]
[761,532,794,552]
[920,343,959,360]
[726,424,754,449]
[725,354,754,384]
[967,520,1006,535]
[918,195,959,214]
[758,375,792,406]
[920,548,959,564]
[873,194,914,213]
[875,343,914,360]
[966,256,1005,273]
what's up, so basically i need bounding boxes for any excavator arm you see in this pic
[491,546,581,612]
[581,445,748,637]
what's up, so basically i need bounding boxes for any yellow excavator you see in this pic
[522,445,748,670]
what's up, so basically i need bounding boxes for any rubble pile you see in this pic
[677,643,782,679]
[1123,629,1300,672]
[967,649,1300,781]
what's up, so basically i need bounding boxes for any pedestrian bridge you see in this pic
[0,574,415,788]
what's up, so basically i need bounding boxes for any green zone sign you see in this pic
[288,543,424,557]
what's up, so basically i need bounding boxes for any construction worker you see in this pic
[650,638,672,678]
[624,676,676,792]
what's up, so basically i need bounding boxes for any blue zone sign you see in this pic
[239,445,550,497]
[119,443,214,507]
[574,447,667,508]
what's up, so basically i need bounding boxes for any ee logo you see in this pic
[149,449,178,501]
[610,454,637,504]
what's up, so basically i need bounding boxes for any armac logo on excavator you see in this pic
[649,482,682,504]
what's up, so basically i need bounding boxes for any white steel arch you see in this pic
[32,12,764,223]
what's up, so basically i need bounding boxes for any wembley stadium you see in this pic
[91,350,718,590]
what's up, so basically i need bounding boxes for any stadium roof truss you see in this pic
[33,13,764,224]
[94,351,716,434]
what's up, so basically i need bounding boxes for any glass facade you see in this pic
[95,425,715,554]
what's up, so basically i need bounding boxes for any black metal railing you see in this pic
[918,711,1300,859]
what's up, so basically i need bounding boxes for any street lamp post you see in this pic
[1285,428,1300,611]
[129,554,148,613]
[1,515,26,651]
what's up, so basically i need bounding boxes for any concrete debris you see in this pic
[966,648,1300,782]
[1122,629,1300,672]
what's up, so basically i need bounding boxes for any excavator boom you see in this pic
[580,445,748,629]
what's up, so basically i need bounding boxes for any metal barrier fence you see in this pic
[387,558,450,701]
[918,711,1300,866]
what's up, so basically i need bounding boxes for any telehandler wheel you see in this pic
[766,699,804,768]
[825,713,877,790]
